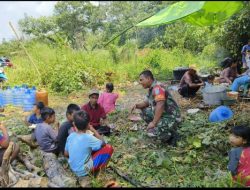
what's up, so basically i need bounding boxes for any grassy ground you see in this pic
[3,82,250,187]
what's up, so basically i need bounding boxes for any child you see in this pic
[57,104,80,155]
[26,102,45,125]
[32,107,59,155]
[204,75,215,88]
[82,89,110,135]
[64,110,114,177]
[228,125,250,186]
[0,122,19,165]
[98,83,119,114]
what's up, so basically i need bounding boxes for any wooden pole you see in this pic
[8,22,41,78]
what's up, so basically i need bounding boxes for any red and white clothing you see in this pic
[228,147,250,186]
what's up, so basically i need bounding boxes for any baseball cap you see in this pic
[89,89,99,97]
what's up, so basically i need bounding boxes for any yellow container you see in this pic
[36,89,48,106]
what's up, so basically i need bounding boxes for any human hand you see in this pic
[147,121,156,130]
[89,125,95,132]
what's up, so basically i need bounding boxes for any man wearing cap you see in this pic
[81,89,109,135]
[132,70,181,146]
[178,66,204,98]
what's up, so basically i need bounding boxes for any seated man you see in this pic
[81,90,110,135]
[0,123,19,165]
[231,68,250,95]
[178,66,204,98]
[219,60,239,84]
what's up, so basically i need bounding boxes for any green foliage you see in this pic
[217,2,250,58]
[1,37,220,94]
[105,106,238,187]
[18,14,57,37]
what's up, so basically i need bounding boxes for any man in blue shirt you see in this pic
[241,39,250,68]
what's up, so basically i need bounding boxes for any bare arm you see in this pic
[185,76,203,88]
[132,101,149,113]
[0,124,10,148]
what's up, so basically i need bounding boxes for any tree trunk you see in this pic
[40,151,77,187]
[0,142,14,187]
[17,135,39,149]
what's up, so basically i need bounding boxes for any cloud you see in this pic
[0,1,56,42]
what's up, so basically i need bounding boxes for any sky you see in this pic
[0,1,99,42]
[0,1,58,42]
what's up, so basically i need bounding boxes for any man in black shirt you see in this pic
[57,104,81,155]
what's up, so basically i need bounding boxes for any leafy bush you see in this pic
[3,40,219,94]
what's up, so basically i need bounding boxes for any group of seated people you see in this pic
[178,57,250,98]
[0,83,119,179]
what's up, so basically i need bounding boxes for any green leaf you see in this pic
[193,138,202,148]
[156,157,163,166]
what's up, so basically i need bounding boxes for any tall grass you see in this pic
[4,41,221,94]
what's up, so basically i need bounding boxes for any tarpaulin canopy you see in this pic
[136,1,244,27]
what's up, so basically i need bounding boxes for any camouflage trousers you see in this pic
[141,107,180,144]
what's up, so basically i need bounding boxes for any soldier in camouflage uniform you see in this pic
[132,70,181,145]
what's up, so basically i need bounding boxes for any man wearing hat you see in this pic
[81,89,110,135]
[178,65,204,98]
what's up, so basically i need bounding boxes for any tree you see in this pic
[18,14,58,38]
[216,2,250,58]
[54,1,97,49]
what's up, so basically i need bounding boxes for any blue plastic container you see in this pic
[15,87,24,107]
[23,89,34,112]
[12,86,18,106]
[209,106,233,123]
[1,89,6,107]
[0,89,3,107]
[30,86,36,105]
[4,87,13,105]
[20,85,28,107]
